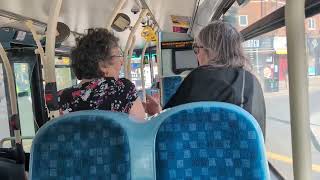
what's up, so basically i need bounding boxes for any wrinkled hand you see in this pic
[142,95,162,116]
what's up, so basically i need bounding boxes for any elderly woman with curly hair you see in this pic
[58,28,145,120]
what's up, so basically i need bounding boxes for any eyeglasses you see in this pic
[110,54,124,58]
[110,48,124,58]
[192,42,204,54]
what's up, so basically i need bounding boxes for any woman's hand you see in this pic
[142,95,162,116]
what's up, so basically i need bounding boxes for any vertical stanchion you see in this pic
[124,9,148,79]
[44,0,63,119]
[286,0,312,179]
[140,42,148,102]
[127,35,136,81]
[0,43,18,122]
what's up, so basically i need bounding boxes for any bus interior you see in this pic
[0,0,319,179]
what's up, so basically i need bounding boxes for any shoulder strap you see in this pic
[240,70,246,108]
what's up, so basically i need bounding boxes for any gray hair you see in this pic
[197,21,251,70]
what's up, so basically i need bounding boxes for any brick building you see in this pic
[227,0,320,91]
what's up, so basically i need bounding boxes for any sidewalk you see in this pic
[264,76,320,98]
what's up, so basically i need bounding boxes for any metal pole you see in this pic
[286,0,312,179]
[156,31,163,106]
[149,27,159,83]
[124,9,148,79]
[140,42,148,102]
[45,0,63,119]
[256,48,259,73]
[0,43,18,116]
[0,42,20,133]
[45,0,62,83]
[149,51,155,83]
[25,20,46,69]
[128,35,137,81]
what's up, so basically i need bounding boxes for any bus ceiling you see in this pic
[0,0,243,49]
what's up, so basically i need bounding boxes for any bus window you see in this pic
[0,63,10,148]
[131,56,152,90]
[305,14,320,180]
[55,57,76,90]
[223,1,308,178]
[151,55,159,79]
[56,68,74,90]
[240,15,320,178]
[14,63,35,152]
[225,1,286,31]
[242,28,294,179]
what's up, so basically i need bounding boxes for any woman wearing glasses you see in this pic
[145,21,266,135]
[58,28,145,120]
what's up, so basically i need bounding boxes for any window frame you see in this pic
[239,15,249,27]
[308,18,316,30]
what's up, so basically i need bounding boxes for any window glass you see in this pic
[55,57,76,90]
[244,28,292,179]
[226,0,286,30]
[131,56,152,90]
[239,15,248,27]
[308,18,316,30]
[243,14,320,179]
[14,63,35,152]
[306,14,320,180]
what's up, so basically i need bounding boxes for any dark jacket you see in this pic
[164,65,266,135]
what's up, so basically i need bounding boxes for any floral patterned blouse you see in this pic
[58,77,138,115]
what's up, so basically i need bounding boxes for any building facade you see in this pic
[229,0,320,91]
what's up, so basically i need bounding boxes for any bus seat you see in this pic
[0,137,26,180]
[162,76,183,105]
[0,158,25,180]
[154,102,269,179]
[29,111,131,180]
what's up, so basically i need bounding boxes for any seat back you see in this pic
[161,76,182,105]
[153,102,269,180]
[0,158,25,180]
[29,111,131,180]
[29,103,269,180]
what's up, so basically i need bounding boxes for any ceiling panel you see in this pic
[0,0,150,48]
[0,0,204,48]
[0,0,118,33]
[144,0,197,33]
[191,0,222,36]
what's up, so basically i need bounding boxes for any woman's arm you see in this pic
[129,98,146,121]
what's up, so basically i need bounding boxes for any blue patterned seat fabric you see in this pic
[29,111,130,180]
[162,76,182,105]
[155,104,268,180]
